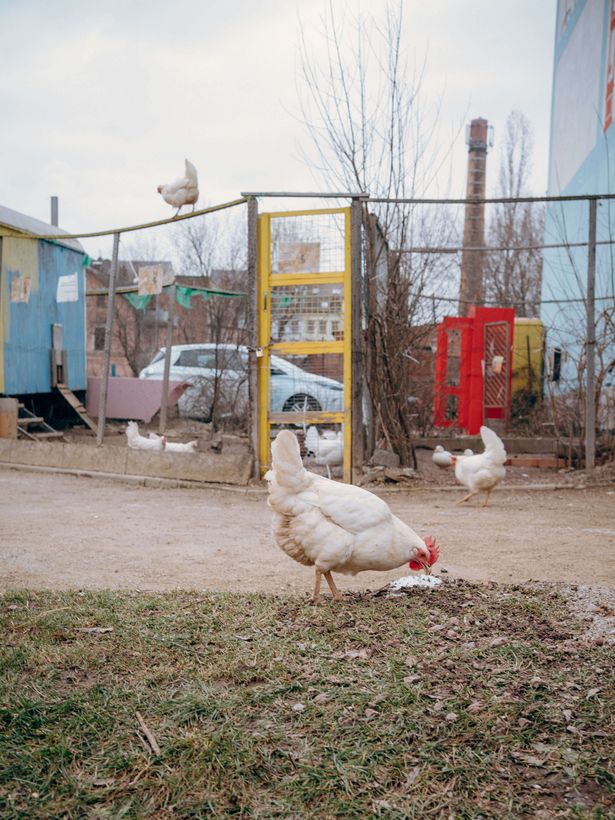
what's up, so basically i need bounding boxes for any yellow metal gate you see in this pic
[258,207,352,481]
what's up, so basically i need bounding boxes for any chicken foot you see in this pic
[312,569,343,603]
[457,491,477,504]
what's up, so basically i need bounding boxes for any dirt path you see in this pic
[1,467,614,594]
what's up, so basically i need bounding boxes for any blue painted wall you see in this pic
[1,238,86,395]
[542,0,615,395]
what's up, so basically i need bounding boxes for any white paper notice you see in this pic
[56,273,79,303]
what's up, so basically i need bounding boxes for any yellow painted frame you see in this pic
[258,207,352,482]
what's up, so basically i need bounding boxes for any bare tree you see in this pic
[484,111,544,317]
[298,1,458,464]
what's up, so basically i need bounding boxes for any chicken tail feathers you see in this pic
[184,159,198,183]
[271,430,308,491]
[480,425,507,464]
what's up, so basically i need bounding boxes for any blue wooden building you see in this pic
[0,204,87,397]
[543,1,615,401]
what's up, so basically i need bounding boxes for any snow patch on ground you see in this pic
[389,575,443,591]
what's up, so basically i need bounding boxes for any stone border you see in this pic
[0,439,253,486]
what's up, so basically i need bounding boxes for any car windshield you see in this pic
[173,347,245,371]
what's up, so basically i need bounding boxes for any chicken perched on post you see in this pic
[266,430,439,602]
[157,159,199,215]
[451,425,507,507]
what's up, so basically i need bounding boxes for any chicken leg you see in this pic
[482,489,492,507]
[324,570,343,601]
[312,569,343,603]
[312,569,323,603]
[457,491,477,504]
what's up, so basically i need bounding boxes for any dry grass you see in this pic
[1,582,613,818]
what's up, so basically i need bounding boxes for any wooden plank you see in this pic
[18,416,45,425]
[268,411,344,425]
[0,398,18,438]
[57,383,98,433]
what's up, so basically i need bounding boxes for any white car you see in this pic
[138,343,344,420]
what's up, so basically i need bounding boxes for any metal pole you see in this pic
[350,197,364,483]
[585,197,597,471]
[50,196,59,227]
[246,198,260,479]
[159,282,176,435]
[96,231,120,446]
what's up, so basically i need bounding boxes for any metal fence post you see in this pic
[159,282,177,435]
[585,197,597,471]
[247,197,260,479]
[96,231,119,446]
[351,197,364,482]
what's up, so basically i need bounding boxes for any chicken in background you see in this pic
[304,425,343,478]
[451,425,507,507]
[148,432,198,453]
[157,159,199,215]
[126,421,166,451]
[432,445,453,468]
[266,430,439,602]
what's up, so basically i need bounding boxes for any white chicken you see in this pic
[304,425,343,478]
[148,432,198,453]
[126,421,166,451]
[432,445,453,468]
[266,430,439,602]
[157,159,199,215]
[451,425,507,507]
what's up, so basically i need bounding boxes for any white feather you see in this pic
[157,158,199,211]
[267,430,429,576]
[126,421,166,451]
[454,425,507,493]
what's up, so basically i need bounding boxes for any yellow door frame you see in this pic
[257,207,352,482]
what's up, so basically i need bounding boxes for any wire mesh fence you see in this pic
[5,189,614,472]
[362,193,615,467]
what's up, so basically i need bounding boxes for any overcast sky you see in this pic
[0,1,555,259]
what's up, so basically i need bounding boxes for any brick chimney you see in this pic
[458,117,490,315]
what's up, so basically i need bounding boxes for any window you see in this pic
[307,320,315,334]
[93,326,106,351]
[290,319,299,335]
[177,349,205,367]
[319,320,327,335]
[550,348,562,382]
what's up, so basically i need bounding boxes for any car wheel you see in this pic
[282,393,322,413]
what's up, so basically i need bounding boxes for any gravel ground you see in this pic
[2,465,614,643]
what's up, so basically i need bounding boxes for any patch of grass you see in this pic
[0,582,613,818]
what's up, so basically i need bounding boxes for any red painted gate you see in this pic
[433,307,514,435]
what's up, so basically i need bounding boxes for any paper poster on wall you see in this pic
[56,273,79,303]
[10,274,31,303]
[138,265,164,295]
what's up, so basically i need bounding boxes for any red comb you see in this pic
[409,535,439,570]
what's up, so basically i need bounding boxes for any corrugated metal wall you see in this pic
[0,236,86,394]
